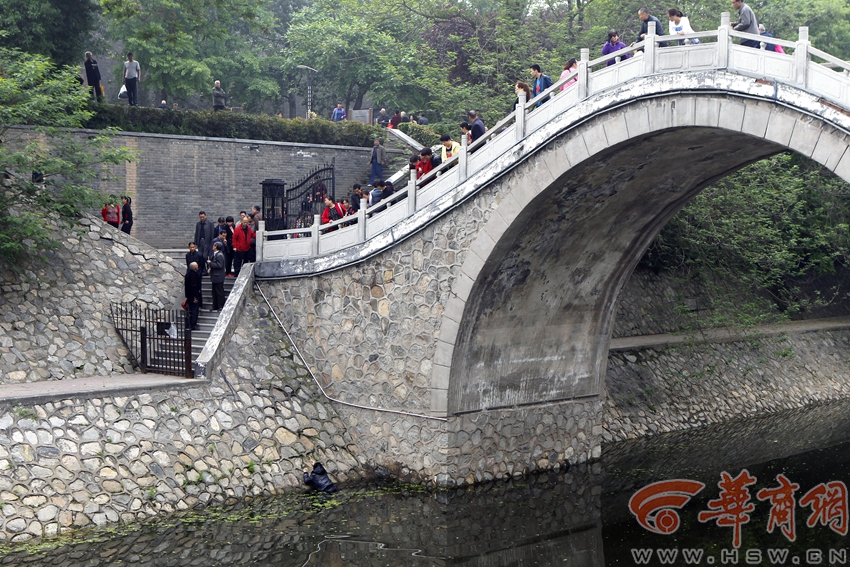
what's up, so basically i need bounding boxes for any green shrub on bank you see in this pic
[82,104,382,147]
[397,122,442,148]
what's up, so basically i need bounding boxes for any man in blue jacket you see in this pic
[530,64,553,106]
[634,7,669,48]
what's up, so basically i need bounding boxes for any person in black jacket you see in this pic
[84,52,102,102]
[633,7,669,48]
[207,242,226,311]
[184,262,202,330]
[120,196,133,234]
[303,462,338,493]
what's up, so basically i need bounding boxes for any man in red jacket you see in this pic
[232,216,255,276]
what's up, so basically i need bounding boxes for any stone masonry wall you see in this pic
[602,329,850,442]
[0,294,363,543]
[0,218,183,384]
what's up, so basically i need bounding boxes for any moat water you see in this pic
[5,399,850,566]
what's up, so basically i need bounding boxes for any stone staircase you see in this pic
[192,276,236,360]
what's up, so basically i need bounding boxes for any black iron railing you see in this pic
[262,159,335,233]
[110,303,193,378]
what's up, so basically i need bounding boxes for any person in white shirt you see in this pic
[123,52,142,106]
[667,9,699,45]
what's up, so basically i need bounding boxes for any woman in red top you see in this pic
[416,147,441,182]
[321,196,346,232]
[101,201,120,228]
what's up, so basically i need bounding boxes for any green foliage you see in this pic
[102,0,277,103]
[643,153,850,315]
[82,104,382,146]
[0,1,99,66]
[284,0,419,112]
[0,46,136,266]
[397,122,442,148]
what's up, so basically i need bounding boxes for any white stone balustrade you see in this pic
[259,15,849,264]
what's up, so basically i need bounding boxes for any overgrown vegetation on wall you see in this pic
[82,104,382,147]
[0,47,135,265]
[642,153,850,323]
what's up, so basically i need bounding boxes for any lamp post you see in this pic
[296,65,318,119]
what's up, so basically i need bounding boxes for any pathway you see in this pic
[1,317,847,405]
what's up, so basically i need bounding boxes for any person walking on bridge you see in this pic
[232,216,255,276]
[633,7,669,48]
[730,0,760,48]
[603,30,630,66]
[208,242,226,312]
[467,110,486,143]
[529,64,553,106]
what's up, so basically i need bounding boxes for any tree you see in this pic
[285,1,418,113]
[642,153,850,315]
[102,0,276,103]
[0,0,100,66]
[0,44,136,265]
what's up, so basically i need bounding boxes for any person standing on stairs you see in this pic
[185,262,202,330]
[185,242,206,309]
[194,211,216,260]
[208,242,226,312]
[232,216,255,276]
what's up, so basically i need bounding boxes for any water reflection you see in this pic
[5,399,850,566]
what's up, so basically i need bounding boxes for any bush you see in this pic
[82,103,383,147]
[397,122,442,148]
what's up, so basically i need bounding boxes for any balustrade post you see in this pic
[644,20,657,75]
[357,198,367,242]
[256,220,265,262]
[795,26,810,88]
[515,91,527,141]
[407,168,418,216]
[459,135,468,182]
[310,214,320,256]
[718,12,731,69]
[578,48,589,99]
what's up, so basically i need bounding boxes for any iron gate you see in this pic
[110,303,193,377]
[262,159,335,233]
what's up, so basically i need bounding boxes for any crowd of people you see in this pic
[100,197,134,235]
[183,207,262,330]
[598,3,778,69]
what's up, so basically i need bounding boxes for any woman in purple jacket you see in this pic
[602,30,631,66]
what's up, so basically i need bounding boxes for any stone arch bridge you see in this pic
[250,17,850,483]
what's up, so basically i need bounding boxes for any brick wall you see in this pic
[6,126,414,250]
[85,131,410,249]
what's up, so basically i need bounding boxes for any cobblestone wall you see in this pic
[0,295,362,543]
[0,218,183,383]
[602,329,850,441]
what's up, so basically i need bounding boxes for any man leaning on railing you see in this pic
[730,0,760,48]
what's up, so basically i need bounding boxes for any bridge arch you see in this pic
[437,78,850,415]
